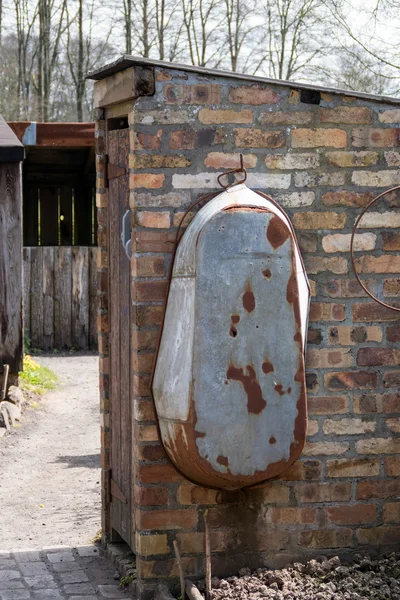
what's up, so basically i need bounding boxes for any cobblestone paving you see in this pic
[0,545,133,599]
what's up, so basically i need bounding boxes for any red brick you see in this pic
[324,504,376,525]
[309,302,345,322]
[133,374,151,396]
[383,279,400,297]
[387,326,400,342]
[255,531,290,551]
[133,352,155,374]
[137,211,170,229]
[356,480,400,500]
[295,482,351,503]
[307,396,349,415]
[137,463,184,484]
[277,460,322,481]
[325,371,377,391]
[387,418,400,433]
[383,371,400,388]
[131,154,191,169]
[292,129,346,148]
[133,230,176,253]
[322,191,374,207]
[137,444,167,462]
[136,508,198,530]
[299,529,352,548]
[306,348,352,369]
[229,86,279,105]
[383,502,400,522]
[134,398,157,421]
[134,130,162,150]
[199,109,253,124]
[235,128,285,148]
[164,84,220,105]
[266,507,317,524]
[352,302,400,322]
[136,281,168,302]
[204,152,257,169]
[352,127,400,147]
[383,393,400,412]
[132,256,166,278]
[385,457,400,476]
[170,128,215,149]
[355,255,400,274]
[356,526,400,545]
[353,394,381,414]
[177,484,218,505]
[326,458,379,478]
[134,486,169,506]
[307,328,322,345]
[382,232,400,251]
[320,107,373,124]
[324,279,377,298]
[130,174,165,189]
[293,212,347,230]
[357,347,399,366]
[134,305,164,327]
[137,556,197,579]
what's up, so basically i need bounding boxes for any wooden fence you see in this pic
[23,247,98,351]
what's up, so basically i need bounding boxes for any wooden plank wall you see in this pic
[0,163,23,374]
[23,247,98,351]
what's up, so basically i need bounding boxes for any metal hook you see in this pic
[217,153,248,190]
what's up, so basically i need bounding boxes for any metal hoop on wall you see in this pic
[350,184,400,313]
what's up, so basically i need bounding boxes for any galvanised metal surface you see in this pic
[153,184,310,490]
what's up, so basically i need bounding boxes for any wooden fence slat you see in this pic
[42,247,54,350]
[24,246,97,351]
[72,247,89,350]
[0,163,23,374]
[23,247,31,345]
[89,247,98,350]
[30,247,44,349]
[54,247,72,349]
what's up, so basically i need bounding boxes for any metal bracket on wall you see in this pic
[120,210,131,260]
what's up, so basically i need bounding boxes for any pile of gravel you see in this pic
[210,554,400,600]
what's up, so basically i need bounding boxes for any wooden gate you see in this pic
[107,125,132,545]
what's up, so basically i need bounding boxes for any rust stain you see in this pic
[266,215,290,249]
[229,326,238,338]
[269,436,277,444]
[217,455,229,466]
[226,364,266,415]
[231,315,240,324]
[262,360,274,374]
[275,384,285,396]
[243,282,255,313]
[262,268,271,279]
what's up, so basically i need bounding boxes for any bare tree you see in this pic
[65,0,113,120]
[252,0,327,80]
[222,0,257,71]
[181,0,225,66]
[14,0,38,119]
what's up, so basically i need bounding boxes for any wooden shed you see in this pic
[8,122,98,351]
[0,116,24,386]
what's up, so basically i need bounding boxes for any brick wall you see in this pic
[94,62,400,598]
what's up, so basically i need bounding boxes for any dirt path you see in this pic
[0,354,101,550]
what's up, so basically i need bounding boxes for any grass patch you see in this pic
[19,355,59,396]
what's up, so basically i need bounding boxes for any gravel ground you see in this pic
[211,554,400,600]
[0,354,101,550]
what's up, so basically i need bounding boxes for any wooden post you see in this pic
[0,115,24,387]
